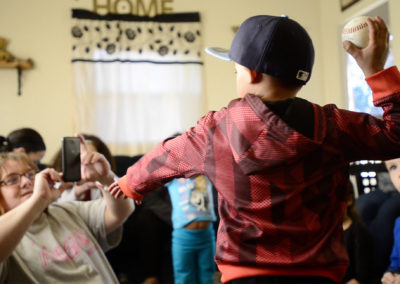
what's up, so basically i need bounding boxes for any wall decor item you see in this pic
[0,37,34,96]
[340,0,361,11]
[92,0,173,16]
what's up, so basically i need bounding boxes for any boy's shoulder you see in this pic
[208,95,257,121]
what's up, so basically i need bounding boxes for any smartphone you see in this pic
[62,137,81,182]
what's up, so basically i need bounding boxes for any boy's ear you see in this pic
[248,68,262,83]
[13,147,26,153]
[241,65,262,83]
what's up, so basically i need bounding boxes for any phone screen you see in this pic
[62,137,81,182]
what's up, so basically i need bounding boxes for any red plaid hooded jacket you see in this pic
[118,66,400,283]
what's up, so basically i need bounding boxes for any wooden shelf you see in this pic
[0,59,33,70]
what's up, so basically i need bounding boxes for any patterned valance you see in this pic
[71,9,202,64]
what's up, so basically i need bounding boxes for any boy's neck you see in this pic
[252,85,301,103]
[258,88,299,102]
[248,73,302,102]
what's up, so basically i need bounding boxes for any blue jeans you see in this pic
[172,225,216,284]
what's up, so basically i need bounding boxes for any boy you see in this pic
[382,158,400,284]
[109,15,400,283]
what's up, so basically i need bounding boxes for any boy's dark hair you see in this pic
[206,15,315,86]
[7,128,46,153]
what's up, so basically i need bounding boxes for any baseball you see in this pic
[342,16,371,48]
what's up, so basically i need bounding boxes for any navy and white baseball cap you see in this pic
[206,15,315,85]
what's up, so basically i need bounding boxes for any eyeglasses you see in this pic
[0,170,37,187]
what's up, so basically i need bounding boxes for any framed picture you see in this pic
[340,0,360,11]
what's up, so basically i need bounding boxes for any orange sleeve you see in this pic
[117,175,144,201]
[367,66,400,101]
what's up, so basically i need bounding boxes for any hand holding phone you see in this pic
[62,137,81,182]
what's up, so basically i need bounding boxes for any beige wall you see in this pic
[0,0,396,164]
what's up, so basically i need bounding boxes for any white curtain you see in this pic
[71,10,204,155]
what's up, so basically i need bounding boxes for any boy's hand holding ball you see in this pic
[342,16,371,48]
[342,16,389,77]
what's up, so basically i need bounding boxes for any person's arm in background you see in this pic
[78,134,134,234]
[56,181,101,202]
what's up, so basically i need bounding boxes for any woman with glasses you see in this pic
[0,135,134,283]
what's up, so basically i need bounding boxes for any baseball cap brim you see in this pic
[205,47,231,61]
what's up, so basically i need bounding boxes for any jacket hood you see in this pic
[226,94,326,176]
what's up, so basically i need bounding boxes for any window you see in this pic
[71,10,204,155]
[346,50,394,116]
[345,2,392,117]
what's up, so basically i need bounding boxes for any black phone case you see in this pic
[62,137,81,182]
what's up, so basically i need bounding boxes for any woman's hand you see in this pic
[78,134,115,186]
[394,273,400,284]
[74,181,97,199]
[31,168,64,210]
[382,272,397,284]
[345,279,360,284]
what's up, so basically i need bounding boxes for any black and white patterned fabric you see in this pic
[71,9,202,64]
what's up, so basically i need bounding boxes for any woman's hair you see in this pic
[0,152,38,215]
[346,181,360,222]
[7,128,46,153]
[50,134,116,172]
[83,134,116,172]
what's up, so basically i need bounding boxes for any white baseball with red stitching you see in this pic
[342,16,370,48]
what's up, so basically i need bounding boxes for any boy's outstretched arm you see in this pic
[106,121,213,201]
[343,16,389,77]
